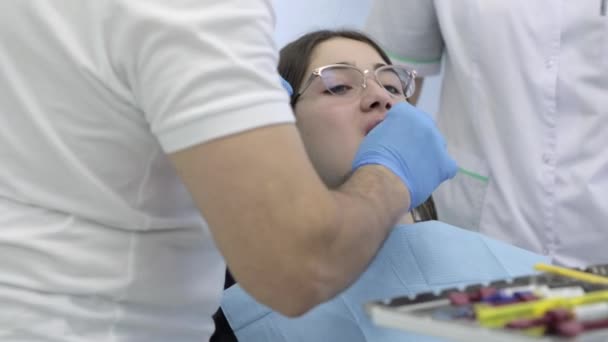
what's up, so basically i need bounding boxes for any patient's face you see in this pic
[294,38,400,188]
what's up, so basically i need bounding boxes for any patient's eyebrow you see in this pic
[334,61,356,66]
[332,62,389,69]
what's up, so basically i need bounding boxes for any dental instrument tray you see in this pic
[366,264,608,341]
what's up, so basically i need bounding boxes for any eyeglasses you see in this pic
[292,64,416,104]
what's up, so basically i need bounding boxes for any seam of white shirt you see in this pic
[107,147,158,340]
[108,231,138,342]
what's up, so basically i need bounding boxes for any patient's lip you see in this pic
[365,119,383,135]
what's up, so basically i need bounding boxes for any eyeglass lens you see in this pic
[318,65,414,98]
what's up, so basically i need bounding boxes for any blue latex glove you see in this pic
[352,102,457,210]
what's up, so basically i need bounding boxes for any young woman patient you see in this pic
[212,29,546,342]
[281,29,435,224]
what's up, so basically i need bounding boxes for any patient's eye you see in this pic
[326,84,354,95]
[383,85,403,96]
[321,67,359,96]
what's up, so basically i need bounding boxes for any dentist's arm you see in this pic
[170,103,456,317]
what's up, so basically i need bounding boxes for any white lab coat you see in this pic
[366,0,608,267]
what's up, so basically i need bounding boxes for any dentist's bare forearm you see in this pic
[249,164,410,316]
[169,124,409,316]
[313,165,410,298]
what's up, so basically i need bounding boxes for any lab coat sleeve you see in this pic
[365,0,444,76]
[106,0,295,153]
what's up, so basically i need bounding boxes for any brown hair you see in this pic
[278,29,437,222]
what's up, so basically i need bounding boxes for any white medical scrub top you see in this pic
[366,0,608,267]
[0,1,293,341]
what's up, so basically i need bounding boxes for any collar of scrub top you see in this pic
[280,76,294,96]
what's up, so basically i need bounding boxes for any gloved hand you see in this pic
[352,102,457,210]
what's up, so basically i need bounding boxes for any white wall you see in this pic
[272,0,443,117]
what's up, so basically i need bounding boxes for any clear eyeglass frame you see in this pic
[292,64,417,104]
